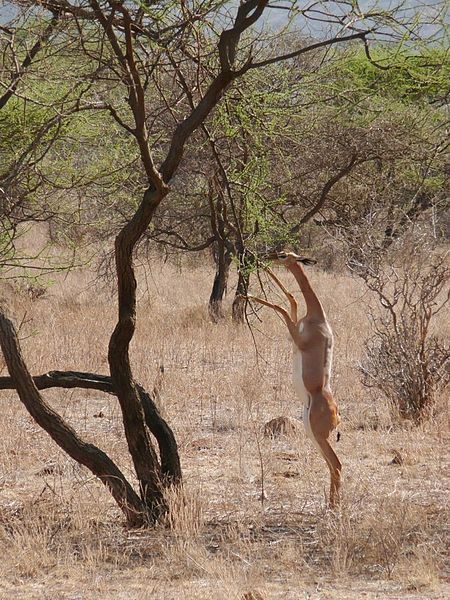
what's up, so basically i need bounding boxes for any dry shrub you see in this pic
[354,239,449,423]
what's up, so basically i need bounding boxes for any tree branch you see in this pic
[290,154,359,233]
[0,369,181,485]
[248,30,371,70]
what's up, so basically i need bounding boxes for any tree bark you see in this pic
[232,270,250,323]
[207,175,234,322]
[209,243,232,322]
[0,311,146,527]
[108,188,169,521]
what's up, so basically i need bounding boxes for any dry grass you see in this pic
[0,256,449,599]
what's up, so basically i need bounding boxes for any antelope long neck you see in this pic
[288,263,325,320]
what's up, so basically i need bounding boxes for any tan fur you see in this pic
[248,252,342,508]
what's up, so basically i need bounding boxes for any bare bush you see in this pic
[353,239,449,423]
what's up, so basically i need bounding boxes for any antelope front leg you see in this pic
[246,295,303,349]
[265,268,298,323]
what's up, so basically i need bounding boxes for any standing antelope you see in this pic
[247,251,341,508]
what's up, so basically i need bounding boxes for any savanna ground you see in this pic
[0,244,448,599]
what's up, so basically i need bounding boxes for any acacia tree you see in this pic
[0,9,137,276]
[0,0,433,525]
[143,28,448,321]
[147,59,366,321]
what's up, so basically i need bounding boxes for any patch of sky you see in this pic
[0,1,446,40]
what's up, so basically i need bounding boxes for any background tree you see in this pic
[0,9,140,276]
[146,36,448,319]
[0,11,62,274]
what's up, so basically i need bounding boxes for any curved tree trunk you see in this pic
[108,186,171,522]
[0,311,146,527]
